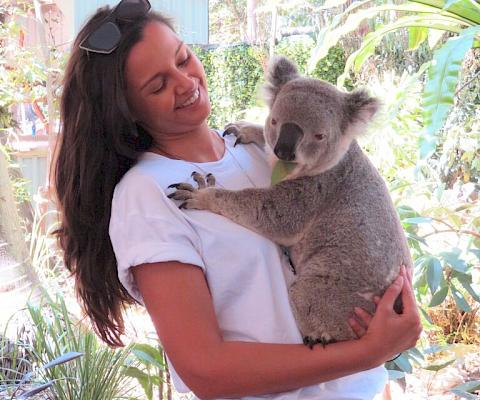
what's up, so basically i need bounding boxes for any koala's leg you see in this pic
[288,274,358,346]
[169,178,318,246]
[223,121,265,146]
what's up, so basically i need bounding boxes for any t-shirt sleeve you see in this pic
[109,172,205,303]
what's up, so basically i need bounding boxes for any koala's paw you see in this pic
[302,334,337,349]
[167,171,217,210]
[223,121,265,147]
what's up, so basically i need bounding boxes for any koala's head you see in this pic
[263,56,380,174]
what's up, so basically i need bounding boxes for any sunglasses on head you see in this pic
[79,0,151,54]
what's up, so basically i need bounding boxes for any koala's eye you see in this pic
[271,118,277,126]
[315,134,326,140]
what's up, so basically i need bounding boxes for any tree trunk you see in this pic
[246,0,258,44]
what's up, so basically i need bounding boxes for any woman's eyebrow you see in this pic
[140,41,185,91]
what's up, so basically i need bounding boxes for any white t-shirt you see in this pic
[109,131,388,399]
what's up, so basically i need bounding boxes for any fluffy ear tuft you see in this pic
[263,56,299,108]
[342,89,380,136]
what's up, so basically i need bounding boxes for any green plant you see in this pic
[23,294,136,400]
[8,352,83,399]
[194,44,265,129]
[123,341,166,400]
[308,0,480,158]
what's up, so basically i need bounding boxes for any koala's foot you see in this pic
[289,275,357,345]
[223,121,265,147]
[168,172,217,210]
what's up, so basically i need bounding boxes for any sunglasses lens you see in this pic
[84,21,121,52]
[115,0,151,19]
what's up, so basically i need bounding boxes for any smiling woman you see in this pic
[52,1,421,399]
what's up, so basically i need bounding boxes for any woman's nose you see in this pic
[174,70,196,95]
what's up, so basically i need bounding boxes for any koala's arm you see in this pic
[174,178,320,246]
[224,121,266,146]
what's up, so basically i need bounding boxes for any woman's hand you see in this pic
[358,265,422,363]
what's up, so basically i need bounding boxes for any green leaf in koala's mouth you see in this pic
[271,160,297,185]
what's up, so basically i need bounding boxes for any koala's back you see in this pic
[287,141,411,342]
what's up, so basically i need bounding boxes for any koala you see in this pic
[169,56,412,347]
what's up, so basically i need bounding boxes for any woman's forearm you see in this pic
[181,338,380,399]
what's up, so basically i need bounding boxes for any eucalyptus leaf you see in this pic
[420,307,434,324]
[451,379,480,393]
[451,284,472,312]
[423,358,455,371]
[470,249,480,260]
[449,389,479,400]
[459,280,480,303]
[387,369,405,380]
[426,257,443,294]
[403,217,433,224]
[271,160,297,185]
[440,251,467,272]
[429,285,449,306]
[393,353,413,373]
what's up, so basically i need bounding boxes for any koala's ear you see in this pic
[263,56,299,108]
[342,89,380,135]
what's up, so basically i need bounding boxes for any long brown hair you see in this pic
[53,6,173,347]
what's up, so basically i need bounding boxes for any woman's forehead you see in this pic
[125,21,181,88]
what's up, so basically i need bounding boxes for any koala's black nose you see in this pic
[274,122,304,161]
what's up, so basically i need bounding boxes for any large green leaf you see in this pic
[421,25,480,158]
[337,16,463,86]
[408,27,429,50]
[411,0,480,24]
[308,3,462,73]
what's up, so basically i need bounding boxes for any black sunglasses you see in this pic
[79,0,151,54]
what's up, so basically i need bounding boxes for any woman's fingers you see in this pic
[354,307,373,327]
[348,307,373,338]
[377,274,404,311]
[348,317,366,338]
[400,266,418,315]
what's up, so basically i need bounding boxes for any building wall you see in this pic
[71,0,208,44]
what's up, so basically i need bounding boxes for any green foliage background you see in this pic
[193,40,348,129]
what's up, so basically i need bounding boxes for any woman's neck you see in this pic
[150,125,225,163]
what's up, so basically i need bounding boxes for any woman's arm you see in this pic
[133,263,420,400]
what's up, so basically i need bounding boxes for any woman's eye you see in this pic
[153,85,164,94]
[179,54,190,67]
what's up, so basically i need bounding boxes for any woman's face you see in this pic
[125,21,211,137]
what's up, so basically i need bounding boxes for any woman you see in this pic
[53,0,422,398]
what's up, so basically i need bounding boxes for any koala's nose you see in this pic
[274,122,304,161]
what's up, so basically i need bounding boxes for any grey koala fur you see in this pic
[169,56,412,346]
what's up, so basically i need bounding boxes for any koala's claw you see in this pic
[167,182,195,191]
[303,336,316,349]
[223,124,239,137]
[167,172,217,210]
[303,335,336,349]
